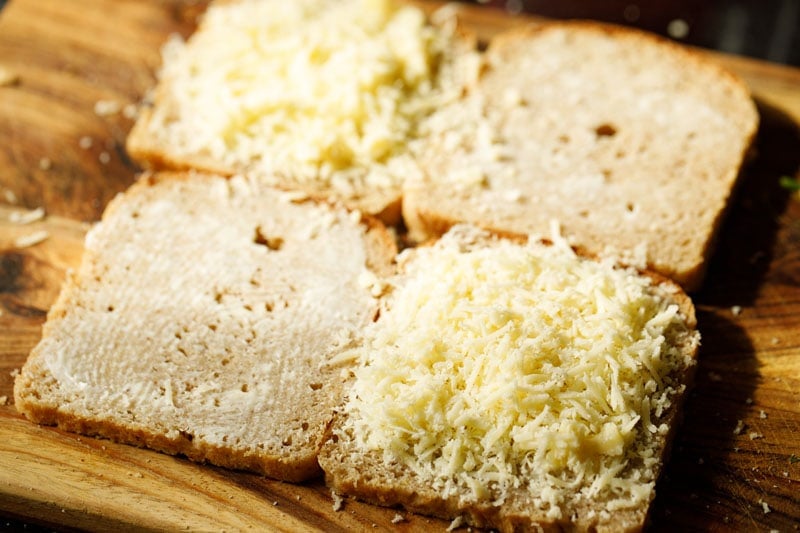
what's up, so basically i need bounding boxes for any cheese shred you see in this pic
[340,226,698,518]
[146,0,472,197]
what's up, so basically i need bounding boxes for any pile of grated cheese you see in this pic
[340,225,698,519]
[146,0,468,196]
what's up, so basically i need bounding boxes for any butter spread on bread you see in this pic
[403,21,759,291]
[13,171,396,482]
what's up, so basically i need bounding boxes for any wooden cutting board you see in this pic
[1,0,799,530]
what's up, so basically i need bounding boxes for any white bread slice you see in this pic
[13,171,396,482]
[319,224,700,532]
[126,0,478,224]
[403,21,759,291]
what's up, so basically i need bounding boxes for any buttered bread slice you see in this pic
[127,0,477,224]
[14,171,396,482]
[403,21,759,291]
[319,225,700,532]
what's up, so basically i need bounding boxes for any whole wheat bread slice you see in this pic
[14,171,396,482]
[126,0,478,224]
[403,21,759,291]
[319,224,700,532]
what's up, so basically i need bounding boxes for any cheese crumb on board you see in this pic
[94,99,121,116]
[332,490,344,511]
[341,226,699,518]
[8,207,45,225]
[14,230,49,249]
[0,65,20,86]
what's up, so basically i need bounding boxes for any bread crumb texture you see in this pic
[142,0,474,203]
[13,172,389,481]
[335,225,699,526]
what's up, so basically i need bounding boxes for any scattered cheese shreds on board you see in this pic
[14,230,49,249]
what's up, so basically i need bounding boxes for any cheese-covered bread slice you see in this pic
[14,171,396,482]
[403,21,759,291]
[127,0,477,224]
[319,224,700,531]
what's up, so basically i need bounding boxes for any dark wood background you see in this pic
[1,0,799,530]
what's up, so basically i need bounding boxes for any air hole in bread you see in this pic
[208,323,217,332]
[221,358,230,366]
[214,291,223,303]
[309,383,323,391]
[557,134,570,144]
[301,422,309,431]
[595,123,618,138]
[241,383,249,392]
[177,346,187,357]
[265,301,274,312]
[244,303,253,312]
[601,169,612,180]
[175,331,182,340]
[130,211,139,219]
[372,308,381,322]
[626,202,636,213]
[578,209,589,218]
[179,430,194,442]
[106,305,114,312]
[282,436,293,446]
[254,226,284,251]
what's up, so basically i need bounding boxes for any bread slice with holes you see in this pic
[13,171,396,482]
[403,21,759,291]
[126,0,478,224]
[319,224,700,532]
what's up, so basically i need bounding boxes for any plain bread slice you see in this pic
[403,21,759,291]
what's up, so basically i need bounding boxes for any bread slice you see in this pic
[319,224,700,532]
[403,21,759,291]
[126,0,478,224]
[13,171,396,482]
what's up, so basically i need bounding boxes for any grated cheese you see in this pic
[146,0,470,198]
[340,225,698,518]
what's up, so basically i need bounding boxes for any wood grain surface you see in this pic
[1,0,799,531]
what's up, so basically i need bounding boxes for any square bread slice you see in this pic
[319,224,700,531]
[403,21,759,291]
[126,0,478,224]
[13,171,396,482]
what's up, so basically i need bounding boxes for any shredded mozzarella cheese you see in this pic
[147,0,469,197]
[341,226,698,517]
